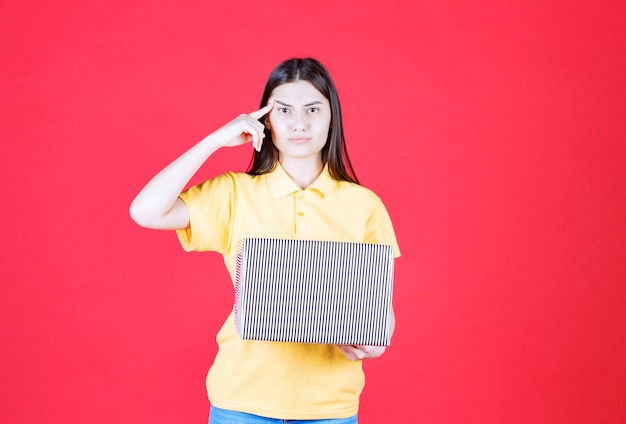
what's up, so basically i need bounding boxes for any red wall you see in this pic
[2,1,625,423]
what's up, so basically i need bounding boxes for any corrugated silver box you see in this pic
[235,238,395,346]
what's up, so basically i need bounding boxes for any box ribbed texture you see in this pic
[235,238,394,346]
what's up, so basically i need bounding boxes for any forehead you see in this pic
[270,80,328,104]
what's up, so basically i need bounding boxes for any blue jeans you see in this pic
[209,406,358,424]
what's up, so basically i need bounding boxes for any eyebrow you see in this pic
[274,100,323,107]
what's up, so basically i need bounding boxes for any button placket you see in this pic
[294,191,308,236]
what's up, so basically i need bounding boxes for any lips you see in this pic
[288,137,311,144]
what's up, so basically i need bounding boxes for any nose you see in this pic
[291,111,307,132]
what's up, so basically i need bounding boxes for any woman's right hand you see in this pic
[215,101,274,152]
[129,101,274,230]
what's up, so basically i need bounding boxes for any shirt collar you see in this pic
[266,162,336,199]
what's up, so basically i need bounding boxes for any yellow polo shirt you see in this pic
[177,163,400,419]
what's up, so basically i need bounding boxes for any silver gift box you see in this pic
[235,238,395,346]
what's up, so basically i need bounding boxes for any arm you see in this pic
[337,306,396,361]
[129,103,273,230]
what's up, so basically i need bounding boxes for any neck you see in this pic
[279,156,324,189]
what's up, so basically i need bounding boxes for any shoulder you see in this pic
[189,171,258,189]
[333,180,384,204]
[180,172,262,202]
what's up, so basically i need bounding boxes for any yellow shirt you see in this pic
[177,163,400,419]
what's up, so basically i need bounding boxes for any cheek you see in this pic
[268,114,286,131]
[268,122,284,143]
[321,112,332,130]
[316,117,332,133]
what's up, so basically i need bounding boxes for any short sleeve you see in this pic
[365,198,401,258]
[176,172,235,254]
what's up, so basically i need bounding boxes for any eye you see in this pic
[278,107,289,114]
[308,107,319,113]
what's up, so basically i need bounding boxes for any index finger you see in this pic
[249,101,274,120]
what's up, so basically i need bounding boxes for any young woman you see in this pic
[130,58,401,423]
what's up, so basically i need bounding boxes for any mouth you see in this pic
[288,137,311,145]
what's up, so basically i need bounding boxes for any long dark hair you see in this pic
[246,58,359,184]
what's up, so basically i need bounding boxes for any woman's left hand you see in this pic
[336,344,387,361]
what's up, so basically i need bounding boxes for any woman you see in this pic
[130,58,401,423]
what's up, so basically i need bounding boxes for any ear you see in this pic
[265,119,271,129]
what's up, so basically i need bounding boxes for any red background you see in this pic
[1,1,625,423]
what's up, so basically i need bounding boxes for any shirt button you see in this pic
[298,211,304,217]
